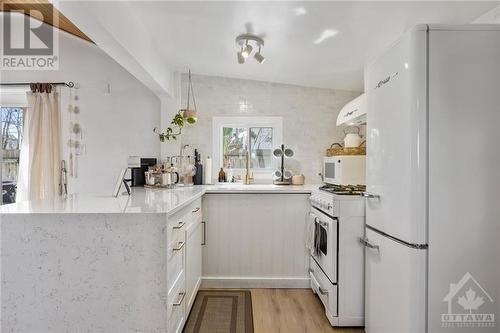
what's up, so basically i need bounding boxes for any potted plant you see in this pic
[154,70,198,141]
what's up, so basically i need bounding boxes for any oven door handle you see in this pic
[314,217,329,228]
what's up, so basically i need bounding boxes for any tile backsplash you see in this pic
[181,74,361,184]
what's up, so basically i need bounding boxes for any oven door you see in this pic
[310,206,338,283]
[323,157,342,185]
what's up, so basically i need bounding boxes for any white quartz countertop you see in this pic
[0,184,315,214]
[204,183,316,194]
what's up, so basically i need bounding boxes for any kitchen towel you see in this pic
[306,212,316,255]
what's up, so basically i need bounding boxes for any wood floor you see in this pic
[250,289,365,333]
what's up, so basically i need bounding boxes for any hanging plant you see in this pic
[154,70,198,141]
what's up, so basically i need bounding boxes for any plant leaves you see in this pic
[156,110,195,142]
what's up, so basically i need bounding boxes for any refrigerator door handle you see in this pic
[359,237,380,252]
[362,192,380,199]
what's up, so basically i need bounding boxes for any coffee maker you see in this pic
[130,158,157,187]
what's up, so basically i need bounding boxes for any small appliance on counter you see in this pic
[129,157,157,187]
[323,155,365,185]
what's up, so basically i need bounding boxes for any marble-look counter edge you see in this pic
[0,184,315,215]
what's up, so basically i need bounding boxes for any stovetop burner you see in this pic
[319,184,366,195]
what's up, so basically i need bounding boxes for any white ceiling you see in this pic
[75,1,498,92]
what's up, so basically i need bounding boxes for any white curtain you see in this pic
[17,89,61,202]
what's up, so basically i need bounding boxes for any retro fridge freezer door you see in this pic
[364,27,428,245]
[364,227,426,333]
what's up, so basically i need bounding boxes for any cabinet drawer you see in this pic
[310,257,338,317]
[188,199,202,226]
[167,239,185,292]
[167,272,186,333]
[168,198,201,242]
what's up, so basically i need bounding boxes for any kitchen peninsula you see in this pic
[0,185,313,332]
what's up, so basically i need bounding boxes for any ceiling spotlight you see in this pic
[254,47,265,64]
[237,49,245,64]
[235,33,265,64]
[241,42,253,58]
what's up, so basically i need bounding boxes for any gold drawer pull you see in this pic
[173,292,186,306]
[173,221,185,229]
[192,207,200,213]
[172,241,185,251]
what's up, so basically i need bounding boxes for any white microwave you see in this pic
[323,155,366,185]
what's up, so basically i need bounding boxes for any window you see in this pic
[213,117,283,180]
[222,126,273,169]
[1,107,24,204]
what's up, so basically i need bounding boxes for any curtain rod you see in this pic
[0,81,75,88]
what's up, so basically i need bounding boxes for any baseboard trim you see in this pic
[201,276,310,288]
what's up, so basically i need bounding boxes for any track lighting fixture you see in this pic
[241,42,253,58]
[235,33,265,64]
[254,46,265,64]
[237,47,245,64]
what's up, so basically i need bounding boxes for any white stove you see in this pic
[308,186,366,327]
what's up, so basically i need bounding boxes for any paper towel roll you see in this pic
[204,156,213,184]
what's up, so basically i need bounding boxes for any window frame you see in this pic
[212,116,283,180]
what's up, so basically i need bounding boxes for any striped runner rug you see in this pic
[184,290,254,333]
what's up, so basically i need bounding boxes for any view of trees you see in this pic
[222,126,273,169]
[1,107,23,204]
[2,107,23,151]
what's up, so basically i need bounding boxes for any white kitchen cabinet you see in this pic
[185,216,202,314]
[166,197,201,333]
[201,193,309,288]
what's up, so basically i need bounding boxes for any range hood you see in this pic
[336,93,366,126]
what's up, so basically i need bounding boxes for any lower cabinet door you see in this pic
[364,228,426,333]
[185,218,202,314]
[168,272,186,333]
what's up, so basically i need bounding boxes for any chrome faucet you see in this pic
[60,160,68,195]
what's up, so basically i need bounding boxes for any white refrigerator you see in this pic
[363,24,500,333]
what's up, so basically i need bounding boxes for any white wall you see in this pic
[473,4,500,23]
[178,74,361,184]
[160,72,182,159]
[1,13,161,195]
[57,1,176,97]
